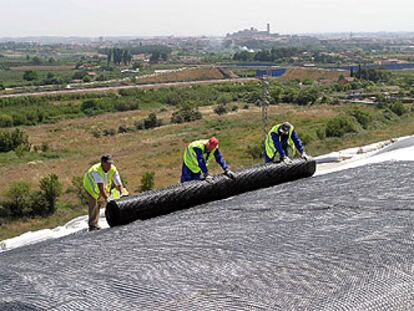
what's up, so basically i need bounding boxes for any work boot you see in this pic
[89,225,101,231]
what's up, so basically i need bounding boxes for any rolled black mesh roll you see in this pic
[105,159,316,227]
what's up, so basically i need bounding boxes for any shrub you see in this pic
[316,128,326,140]
[135,113,162,130]
[297,131,314,145]
[231,104,238,112]
[0,114,13,127]
[246,142,263,159]
[389,101,407,116]
[243,104,250,110]
[4,181,33,217]
[171,107,202,124]
[91,127,102,138]
[103,128,116,136]
[41,142,49,152]
[118,125,129,134]
[325,115,359,138]
[138,172,155,192]
[114,100,139,112]
[39,174,63,215]
[217,94,232,105]
[96,74,107,81]
[296,87,319,105]
[23,70,38,81]
[0,204,10,219]
[214,103,228,115]
[72,71,86,80]
[71,176,87,205]
[81,99,102,115]
[0,128,29,153]
[30,191,49,216]
[348,108,372,129]
[15,144,29,157]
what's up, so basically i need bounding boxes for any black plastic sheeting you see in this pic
[1,161,414,310]
[106,159,316,227]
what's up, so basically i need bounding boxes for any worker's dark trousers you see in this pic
[180,163,202,183]
[264,145,290,163]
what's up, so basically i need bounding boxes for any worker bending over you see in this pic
[181,137,235,183]
[264,122,310,164]
[83,154,126,231]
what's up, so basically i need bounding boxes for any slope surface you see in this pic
[1,162,414,310]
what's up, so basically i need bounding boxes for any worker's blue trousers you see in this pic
[180,163,202,183]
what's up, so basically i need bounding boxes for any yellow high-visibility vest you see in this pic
[183,140,217,173]
[265,124,296,160]
[83,163,117,199]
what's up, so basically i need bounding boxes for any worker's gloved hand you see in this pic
[281,156,293,164]
[120,188,129,198]
[301,152,311,161]
[224,169,236,179]
[203,174,214,183]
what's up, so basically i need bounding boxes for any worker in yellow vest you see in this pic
[181,137,235,183]
[264,122,310,164]
[83,154,126,231]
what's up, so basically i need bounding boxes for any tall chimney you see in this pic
[267,23,270,34]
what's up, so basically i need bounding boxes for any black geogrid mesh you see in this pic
[106,159,316,226]
[1,161,414,311]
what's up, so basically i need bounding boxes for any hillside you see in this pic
[280,67,349,82]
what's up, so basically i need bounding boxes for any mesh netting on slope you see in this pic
[1,162,414,311]
[106,159,316,227]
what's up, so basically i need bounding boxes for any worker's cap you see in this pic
[100,154,113,164]
[207,137,219,149]
[279,122,291,135]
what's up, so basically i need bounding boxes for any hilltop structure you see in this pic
[226,23,279,40]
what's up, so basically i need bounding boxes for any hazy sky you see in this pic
[1,0,413,37]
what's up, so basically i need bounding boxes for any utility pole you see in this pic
[260,67,271,149]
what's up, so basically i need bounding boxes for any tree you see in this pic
[23,70,38,81]
[150,51,160,63]
[355,68,391,83]
[32,56,42,65]
[39,174,63,214]
[122,50,132,65]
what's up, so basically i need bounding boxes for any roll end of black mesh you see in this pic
[105,159,316,227]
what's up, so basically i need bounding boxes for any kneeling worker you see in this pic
[264,122,310,164]
[181,137,235,183]
[83,154,126,231]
